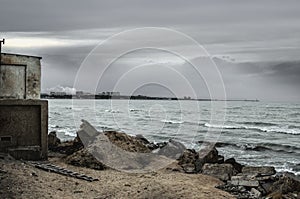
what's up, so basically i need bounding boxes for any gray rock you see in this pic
[202,163,234,181]
[48,131,61,149]
[157,139,186,159]
[76,121,174,172]
[198,144,219,164]
[216,183,256,199]
[230,179,259,187]
[178,149,198,173]
[251,188,262,198]
[255,175,275,181]
[268,172,300,194]
[225,158,244,173]
[230,175,260,187]
[242,166,276,176]
[135,134,150,145]
[261,182,274,194]
[194,158,205,173]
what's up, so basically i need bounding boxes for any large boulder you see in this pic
[174,144,230,174]
[198,144,224,164]
[202,163,234,181]
[157,139,186,159]
[177,149,199,173]
[73,121,174,172]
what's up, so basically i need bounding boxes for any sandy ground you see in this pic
[0,157,235,199]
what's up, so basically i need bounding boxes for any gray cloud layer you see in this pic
[1,0,300,101]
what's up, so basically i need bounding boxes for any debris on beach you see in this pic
[216,168,300,199]
[30,162,99,182]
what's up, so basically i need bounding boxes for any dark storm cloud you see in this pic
[1,0,300,101]
[268,62,300,84]
[212,58,300,101]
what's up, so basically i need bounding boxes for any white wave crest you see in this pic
[204,123,300,135]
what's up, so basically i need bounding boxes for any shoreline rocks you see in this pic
[242,166,276,176]
[48,121,299,199]
[217,166,300,199]
[202,163,234,181]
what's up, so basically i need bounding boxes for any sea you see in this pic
[48,99,300,175]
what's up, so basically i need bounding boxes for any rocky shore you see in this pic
[46,121,300,199]
[1,121,299,198]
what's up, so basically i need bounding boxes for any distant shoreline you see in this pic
[41,94,259,102]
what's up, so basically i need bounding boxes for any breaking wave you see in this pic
[240,121,276,126]
[197,141,300,154]
[204,123,300,135]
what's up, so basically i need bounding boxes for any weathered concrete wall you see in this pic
[0,53,42,99]
[0,65,26,99]
[0,99,48,160]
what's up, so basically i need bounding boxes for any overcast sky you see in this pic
[1,0,300,101]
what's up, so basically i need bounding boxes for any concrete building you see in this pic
[0,53,48,160]
[0,53,42,99]
[0,100,48,160]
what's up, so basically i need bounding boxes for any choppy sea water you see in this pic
[49,99,300,175]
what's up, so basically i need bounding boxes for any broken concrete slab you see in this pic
[229,175,260,187]
[230,179,259,187]
[242,166,276,176]
[77,120,175,172]
[231,174,275,182]
[202,163,234,181]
